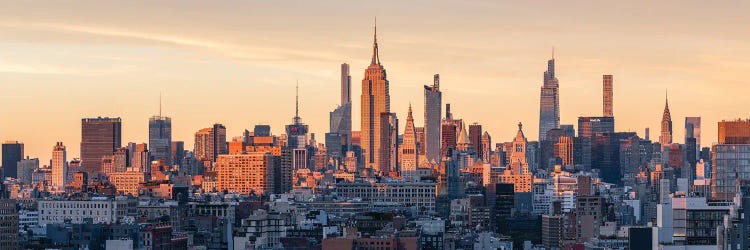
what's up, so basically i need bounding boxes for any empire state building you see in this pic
[361,22,391,174]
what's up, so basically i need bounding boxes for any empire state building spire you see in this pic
[371,18,380,65]
[361,19,390,174]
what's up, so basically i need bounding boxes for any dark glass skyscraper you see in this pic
[149,116,172,166]
[424,74,442,164]
[80,117,122,174]
[539,55,560,141]
[1,141,24,179]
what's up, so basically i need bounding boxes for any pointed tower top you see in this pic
[371,17,380,65]
[662,89,671,123]
[515,122,527,142]
[458,121,470,144]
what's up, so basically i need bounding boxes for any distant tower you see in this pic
[400,105,418,180]
[1,141,23,179]
[361,20,391,173]
[510,122,530,174]
[149,114,172,166]
[469,123,483,159]
[539,52,561,141]
[51,142,67,189]
[659,93,673,145]
[286,83,309,149]
[341,63,351,105]
[81,117,122,174]
[424,74,442,164]
[330,64,353,148]
[603,75,613,117]
[685,117,701,150]
[194,124,227,162]
[481,132,492,163]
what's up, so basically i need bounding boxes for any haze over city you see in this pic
[2,1,750,159]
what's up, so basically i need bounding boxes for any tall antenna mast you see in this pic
[294,81,301,124]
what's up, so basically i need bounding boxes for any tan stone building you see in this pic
[217,153,274,195]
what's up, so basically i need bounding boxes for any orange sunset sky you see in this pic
[1,1,749,160]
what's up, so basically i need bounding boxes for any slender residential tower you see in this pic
[361,20,391,174]
[424,74,442,164]
[539,52,560,141]
[603,75,613,117]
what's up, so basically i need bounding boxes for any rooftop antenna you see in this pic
[552,46,555,59]
[294,81,301,124]
[159,92,162,117]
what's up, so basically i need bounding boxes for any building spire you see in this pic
[552,46,555,59]
[371,17,380,65]
[159,92,162,117]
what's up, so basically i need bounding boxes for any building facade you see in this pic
[2,141,24,179]
[424,74,442,164]
[81,117,122,174]
[603,74,613,117]
[217,153,274,195]
[51,142,67,189]
[361,24,391,173]
[149,116,172,166]
[194,124,227,163]
[401,105,418,181]
[539,56,560,141]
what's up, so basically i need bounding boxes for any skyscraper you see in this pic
[51,142,67,189]
[171,141,184,168]
[685,117,701,148]
[577,117,615,138]
[469,123,483,160]
[194,124,227,163]
[603,74,613,117]
[718,119,750,144]
[330,63,353,149]
[713,119,750,200]
[286,84,309,149]
[481,132,492,163]
[659,94,673,145]
[361,22,391,173]
[539,54,560,141]
[424,74,442,164]
[149,116,171,166]
[341,63,351,105]
[400,105,417,180]
[1,141,23,179]
[380,112,398,173]
[81,117,122,174]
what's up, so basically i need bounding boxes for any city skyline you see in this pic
[2,1,750,160]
